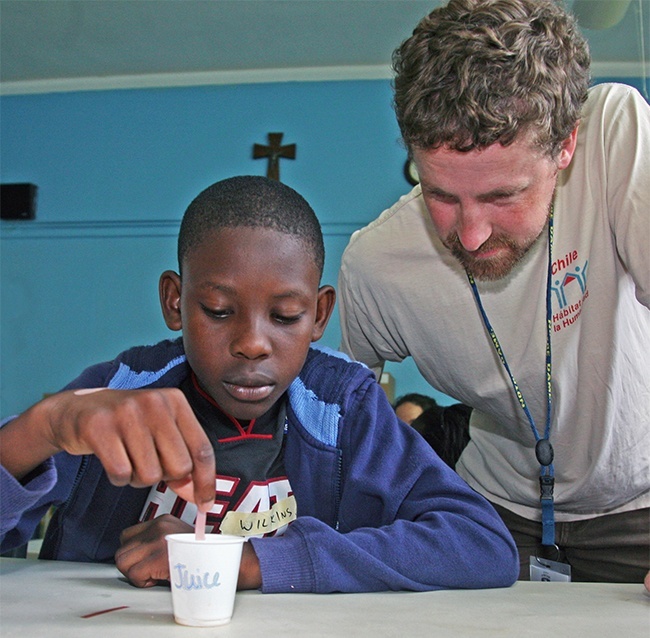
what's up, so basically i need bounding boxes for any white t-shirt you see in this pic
[339,83,650,522]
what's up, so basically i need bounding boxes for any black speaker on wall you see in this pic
[1,183,38,220]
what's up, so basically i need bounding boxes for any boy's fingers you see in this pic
[82,399,162,488]
[170,395,216,508]
[116,542,163,588]
[189,442,216,510]
[82,420,141,487]
[94,388,214,496]
[118,420,166,487]
[116,516,193,588]
[55,387,215,499]
[118,519,150,544]
[166,476,195,502]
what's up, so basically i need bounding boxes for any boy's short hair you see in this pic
[178,175,325,278]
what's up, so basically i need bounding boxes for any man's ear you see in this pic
[159,270,183,331]
[311,285,336,342]
[556,125,579,170]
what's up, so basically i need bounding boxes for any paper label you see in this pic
[529,555,572,582]
[220,495,297,536]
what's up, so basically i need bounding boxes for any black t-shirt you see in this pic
[139,372,295,537]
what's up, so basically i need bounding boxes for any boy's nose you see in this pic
[232,319,271,359]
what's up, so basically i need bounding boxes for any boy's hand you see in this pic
[116,515,263,590]
[116,515,191,587]
[0,388,215,511]
[238,541,263,590]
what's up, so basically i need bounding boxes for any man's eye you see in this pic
[428,191,456,204]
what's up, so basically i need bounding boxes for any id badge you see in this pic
[529,556,571,582]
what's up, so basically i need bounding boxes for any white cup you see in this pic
[166,533,246,627]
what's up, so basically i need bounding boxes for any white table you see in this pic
[0,557,648,637]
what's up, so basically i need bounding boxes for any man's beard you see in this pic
[444,228,546,281]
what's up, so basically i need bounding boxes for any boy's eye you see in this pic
[273,313,303,325]
[202,305,231,319]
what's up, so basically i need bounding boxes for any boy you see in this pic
[0,176,518,593]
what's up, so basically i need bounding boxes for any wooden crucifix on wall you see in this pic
[253,132,296,182]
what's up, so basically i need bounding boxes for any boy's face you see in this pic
[160,226,335,421]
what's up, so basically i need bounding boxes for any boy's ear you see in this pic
[311,285,336,342]
[159,270,183,331]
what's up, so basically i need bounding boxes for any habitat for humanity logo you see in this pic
[550,249,589,333]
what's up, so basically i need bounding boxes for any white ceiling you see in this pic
[1,0,648,94]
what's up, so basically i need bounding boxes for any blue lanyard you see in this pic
[466,208,556,546]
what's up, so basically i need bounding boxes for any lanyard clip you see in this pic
[539,475,554,501]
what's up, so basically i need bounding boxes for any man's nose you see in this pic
[456,204,492,252]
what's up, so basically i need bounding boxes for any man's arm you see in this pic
[605,85,650,307]
[337,261,386,380]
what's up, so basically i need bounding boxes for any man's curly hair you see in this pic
[393,0,591,157]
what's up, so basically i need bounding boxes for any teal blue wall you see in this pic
[1,79,441,416]
[1,78,645,416]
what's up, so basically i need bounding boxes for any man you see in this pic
[339,0,649,583]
